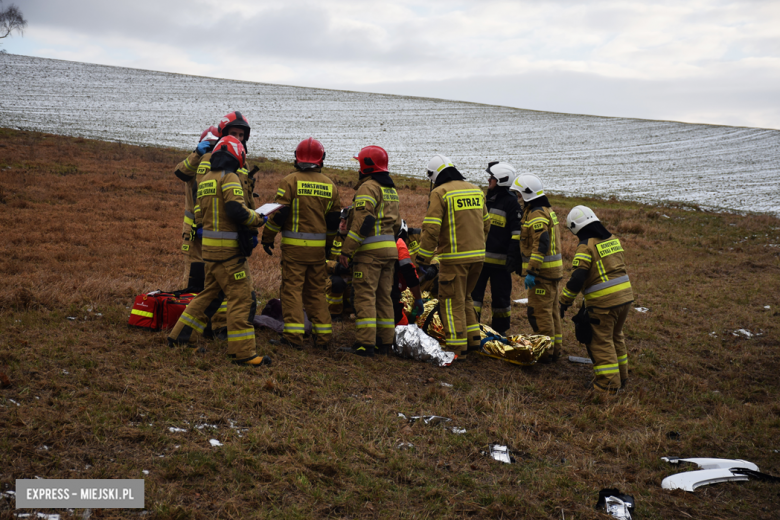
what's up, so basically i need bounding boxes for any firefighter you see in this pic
[261,137,341,349]
[510,173,563,362]
[416,155,490,359]
[339,146,401,357]
[471,162,521,336]
[174,126,219,292]
[168,136,270,367]
[325,207,355,320]
[392,220,425,324]
[559,206,634,393]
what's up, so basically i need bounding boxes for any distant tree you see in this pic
[0,1,27,53]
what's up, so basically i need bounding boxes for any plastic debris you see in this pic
[732,329,754,338]
[513,298,528,304]
[168,427,187,433]
[662,468,748,491]
[142,470,149,475]
[596,489,635,519]
[209,439,223,447]
[397,442,414,450]
[485,443,515,464]
[568,356,593,364]
[661,457,759,471]
[451,427,466,434]
[440,382,453,388]
[393,324,455,366]
[67,317,76,320]
[634,307,649,313]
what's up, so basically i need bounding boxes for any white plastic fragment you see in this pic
[661,468,748,492]
[397,442,414,450]
[168,427,187,433]
[440,382,453,388]
[634,307,649,313]
[732,329,753,338]
[8,399,20,406]
[488,444,513,464]
[209,439,223,447]
[661,457,759,471]
[67,317,76,320]
[451,427,467,434]
[605,496,632,520]
[142,470,149,475]
[764,305,771,309]
[513,299,528,304]
[568,356,593,364]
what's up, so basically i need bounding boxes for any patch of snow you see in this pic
[209,439,223,447]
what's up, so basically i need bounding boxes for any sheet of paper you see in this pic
[255,203,283,216]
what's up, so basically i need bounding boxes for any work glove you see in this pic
[505,255,519,273]
[524,273,537,290]
[195,226,203,239]
[251,235,258,248]
[416,264,430,281]
[262,243,274,256]
[334,262,349,276]
[560,303,570,318]
[412,298,425,317]
[196,140,213,156]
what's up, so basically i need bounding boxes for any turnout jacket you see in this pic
[262,169,341,264]
[341,175,401,262]
[175,151,211,253]
[484,186,522,266]
[519,204,563,280]
[418,180,491,266]
[196,168,262,262]
[560,234,634,309]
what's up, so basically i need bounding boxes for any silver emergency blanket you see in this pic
[393,324,455,366]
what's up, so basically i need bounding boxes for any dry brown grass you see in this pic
[1,130,780,519]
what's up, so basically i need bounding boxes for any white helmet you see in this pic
[566,205,600,235]
[426,154,455,184]
[486,161,516,187]
[510,173,545,202]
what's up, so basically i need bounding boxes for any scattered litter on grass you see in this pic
[440,382,453,388]
[569,356,593,364]
[513,298,528,304]
[209,439,222,447]
[764,305,771,309]
[62,370,69,375]
[451,427,467,434]
[397,442,414,450]
[142,470,149,475]
[662,214,670,219]
[732,329,762,338]
[398,414,452,426]
[8,399,20,406]
[168,427,187,433]
[1,490,14,498]
[95,313,103,317]
[634,307,649,313]
[195,423,218,430]
[39,445,49,451]
[662,457,759,471]
[662,468,748,491]
[67,317,76,320]
[484,443,515,464]
[709,332,718,337]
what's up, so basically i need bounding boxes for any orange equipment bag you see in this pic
[128,290,197,331]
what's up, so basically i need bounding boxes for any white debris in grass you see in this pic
[452,427,467,434]
[142,470,149,475]
[732,329,757,338]
[62,370,69,375]
[514,299,528,304]
[2,54,779,217]
[764,305,771,309]
[397,442,414,449]
[209,439,223,447]
[168,427,187,433]
[195,424,218,430]
[662,214,671,218]
[710,332,718,337]
[634,307,649,313]
[8,399,20,407]
[440,382,453,388]
[39,445,49,451]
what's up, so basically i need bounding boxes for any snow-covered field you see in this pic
[2,54,779,215]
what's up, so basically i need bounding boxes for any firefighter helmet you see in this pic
[354,146,389,175]
[199,125,220,143]
[218,111,251,141]
[510,173,545,202]
[566,205,600,235]
[212,136,246,169]
[486,161,516,187]
[295,137,326,169]
[426,154,455,184]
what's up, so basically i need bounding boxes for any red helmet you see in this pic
[294,137,326,169]
[199,125,220,143]
[212,136,246,169]
[354,146,389,175]
[218,111,251,141]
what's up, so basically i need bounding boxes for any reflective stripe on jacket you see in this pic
[519,205,563,280]
[560,235,634,308]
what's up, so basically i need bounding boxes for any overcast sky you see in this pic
[4,0,780,129]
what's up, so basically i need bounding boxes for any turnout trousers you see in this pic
[325,274,354,317]
[471,264,513,335]
[587,303,630,393]
[281,259,332,346]
[183,238,227,331]
[526,278,563,359]
[438,262,482,356]
[169,257,258,359]
[352,258,396,348]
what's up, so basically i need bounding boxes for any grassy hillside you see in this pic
[1,130,779,519]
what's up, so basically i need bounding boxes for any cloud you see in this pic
[5,0,780,128]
